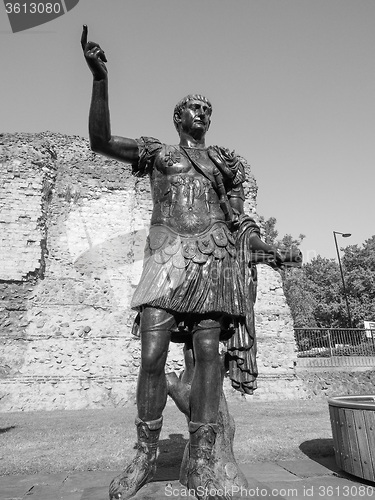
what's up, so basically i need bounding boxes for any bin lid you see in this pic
[328,395,375,410]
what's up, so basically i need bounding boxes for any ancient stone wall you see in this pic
[0,132,297,411]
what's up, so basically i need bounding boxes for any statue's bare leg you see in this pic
[109,308,174,500]
[190,324,221,423]
[167,332,249,497]
[185,322,230,499]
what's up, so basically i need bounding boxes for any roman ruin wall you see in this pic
[0,132,297,411]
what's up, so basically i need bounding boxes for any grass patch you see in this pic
[0,398,333,476]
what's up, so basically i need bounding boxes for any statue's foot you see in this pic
[186,458,231,500]
[108,449,157,500]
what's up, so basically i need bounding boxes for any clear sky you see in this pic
[2,0,375,262]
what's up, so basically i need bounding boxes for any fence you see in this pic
[294,328,375,358]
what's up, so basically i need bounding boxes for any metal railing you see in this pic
[294,328,375,358]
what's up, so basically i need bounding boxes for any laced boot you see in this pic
[186,421,230,500]
[109,416,162,500]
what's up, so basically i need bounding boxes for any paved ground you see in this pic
[2,455,375,500]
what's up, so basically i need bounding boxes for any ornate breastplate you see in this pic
[150,146,225,236]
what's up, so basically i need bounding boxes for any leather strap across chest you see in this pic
[179,146,235,227]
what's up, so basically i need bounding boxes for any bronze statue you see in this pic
[81,25,298,500]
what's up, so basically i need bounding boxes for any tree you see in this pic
[303,256,346,327]
[259,217,375,329]
[342,236,375,328]
[282,267,317,328]
[259,216,305,250]
[259,216,279,245]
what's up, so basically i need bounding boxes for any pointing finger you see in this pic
[81,24,88,51]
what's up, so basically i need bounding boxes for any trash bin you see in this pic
[328,395,375,481]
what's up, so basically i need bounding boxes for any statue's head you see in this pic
[173,94,212,136]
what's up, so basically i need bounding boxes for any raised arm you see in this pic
[81,25,139,164]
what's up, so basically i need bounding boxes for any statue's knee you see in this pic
[193,333,220,365]
[195,349,220,365]
[140,337,168,376]
[140,351,163,375]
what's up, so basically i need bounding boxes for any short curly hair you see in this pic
[173,94,212,131]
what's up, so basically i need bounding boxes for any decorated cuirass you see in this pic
[149,145,225,236]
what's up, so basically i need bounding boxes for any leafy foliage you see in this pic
[282,268,317,327]
[303,257,346,327]
[341,235,375,327]
[259,217,375,328]
[259,216,279,245]
[259,215,305,250]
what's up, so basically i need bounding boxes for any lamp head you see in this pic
[334,231,352,238]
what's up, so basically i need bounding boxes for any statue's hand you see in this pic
[274,250,285,267]
[81,25,108,81]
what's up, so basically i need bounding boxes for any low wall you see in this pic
[296,356,375,370]
[295,369,375,399]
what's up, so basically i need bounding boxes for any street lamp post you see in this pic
[333,231,352,328]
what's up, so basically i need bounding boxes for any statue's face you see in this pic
[178,99,211,138]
